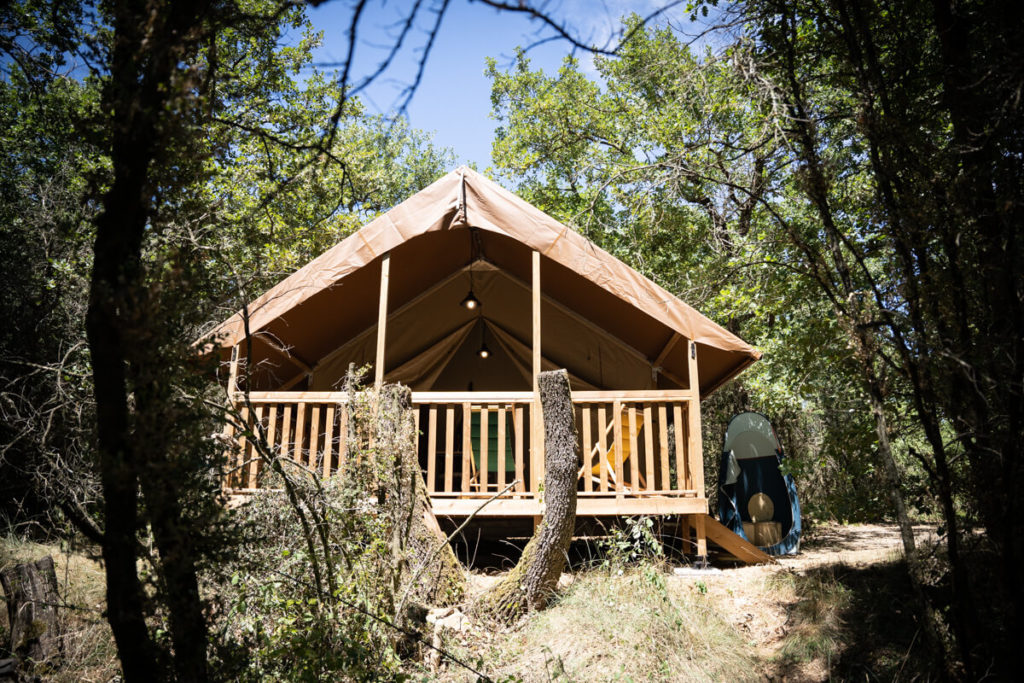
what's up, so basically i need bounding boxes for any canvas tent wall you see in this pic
[203,166,761,392]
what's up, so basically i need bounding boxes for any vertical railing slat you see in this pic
[597,405,609,493]
[479,407,489,492]
[427,405,437,493]
[322,405,335,478]
[461,402,472,493]
[497,406,507,492]
[444,406,455,493]
[248,406,264,489]
[293,402,306,464]
[236,404,249,489]
[643,404,654,491]
[673,402,686,490]
[221,407,236,491]
[628,405,640,491]
[514,405,525,493]
[582,406,593,493]
[687,400,704,498]
[658,404,669,491]
[279,404,292,465]
[613,400,624,499]
[308,405,321,471]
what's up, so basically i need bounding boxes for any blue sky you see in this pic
[305,1,683,170]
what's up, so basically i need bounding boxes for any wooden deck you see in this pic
[224,389,708,519]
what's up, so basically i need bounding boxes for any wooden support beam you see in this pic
[532,250,541,392]
[531,250,542,492]
[255,333,313,375]
[687,340,705,501]
[653,332,682,368]
[702,515,774,564]
[227,344,240,395]
[694,511,708,558]
[375,252,391,390]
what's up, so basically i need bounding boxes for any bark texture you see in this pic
[479,369,578,622]
[0,556,62,672]
[384,385,465,607]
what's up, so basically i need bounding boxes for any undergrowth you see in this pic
[473,564,757,682]
[767,569,850,666]
[0,534,118,683]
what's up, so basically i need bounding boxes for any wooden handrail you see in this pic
[236,389,696,404]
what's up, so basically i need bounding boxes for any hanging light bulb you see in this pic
[477,317,490,358]
[461,228,483,310]
[460,290,480,310]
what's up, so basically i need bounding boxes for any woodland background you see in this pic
[1,0,1020,679]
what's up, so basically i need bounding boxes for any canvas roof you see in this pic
[205,166,760,395]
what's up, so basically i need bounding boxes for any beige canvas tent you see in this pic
[212,166,763,558]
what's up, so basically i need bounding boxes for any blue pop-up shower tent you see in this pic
[717,412,801,555]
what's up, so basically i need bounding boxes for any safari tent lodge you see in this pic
[210,166,764,558]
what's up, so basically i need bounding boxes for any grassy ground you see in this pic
[442,566,758,682]
[428,523,938,682]
[0,534,118,683]
[1,524,938,681]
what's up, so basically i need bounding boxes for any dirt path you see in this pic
[666,523,937,681]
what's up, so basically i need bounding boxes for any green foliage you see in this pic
[214,479,405,681]
[487,19,902,522]
[0,65,103,526]
[598,516,664,569]
[2,0,455,676]
[210,379,455,680]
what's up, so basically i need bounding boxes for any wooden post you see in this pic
[695,512,708,561]
[530,250,542,494]
[227,344,239,396]
[375,252,391,390]
[222,345,240,491]
[687,340,705,501]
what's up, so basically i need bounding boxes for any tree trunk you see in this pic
[0,556,62,673]
[479,369,578,622]
[383,385,465,609]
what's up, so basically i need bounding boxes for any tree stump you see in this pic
[479,369,578,622]
[376,384,464,608]
[0,556,62,671]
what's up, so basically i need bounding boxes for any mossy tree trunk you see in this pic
[479,369,578,622]
[0,555,62,673]
[378,385,464,609]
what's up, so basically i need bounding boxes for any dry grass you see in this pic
[449,565,757,682]
[0,534,118,683]
[765,568,850,667]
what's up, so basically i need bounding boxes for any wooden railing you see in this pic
[573,391,703,499]
[224,390,704,508]
[224,391,349,491]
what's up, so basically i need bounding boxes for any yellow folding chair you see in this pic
[578,408,647,489]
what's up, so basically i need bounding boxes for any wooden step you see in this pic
[700,514,775,565]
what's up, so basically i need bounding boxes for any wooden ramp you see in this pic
[700,514,775,565]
